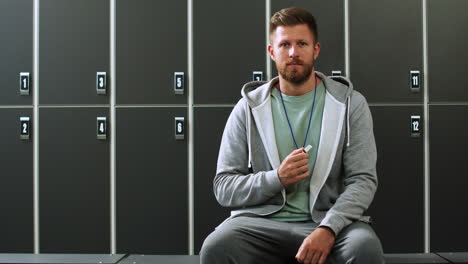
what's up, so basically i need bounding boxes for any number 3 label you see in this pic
[96,72,107,94]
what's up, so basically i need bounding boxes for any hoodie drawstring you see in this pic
[346,96,351,147]
[246,101,252,170]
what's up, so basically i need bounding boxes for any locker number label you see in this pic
[175,117,185,140]
[97,117,107,140]
[411,115,421,137]
[96,72,107,95]
[410,70,420,93]
[253,71,263,81]
[174,72,184,95]
[331,70,342,76]
[20,117,30,140]
[20,72,30,95]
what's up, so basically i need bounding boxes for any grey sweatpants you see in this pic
[200,216,384,264]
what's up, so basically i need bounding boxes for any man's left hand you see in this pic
[295,227,336,264]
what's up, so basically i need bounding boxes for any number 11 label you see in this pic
[410,70,420,93]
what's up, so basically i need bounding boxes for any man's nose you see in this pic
[289,45,298,57]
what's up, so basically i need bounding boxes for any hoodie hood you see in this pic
[241,71,353,108]
[241,71,354,147]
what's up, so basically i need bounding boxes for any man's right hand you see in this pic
[278,148,310,188]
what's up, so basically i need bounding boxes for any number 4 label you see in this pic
[97,117,107,140]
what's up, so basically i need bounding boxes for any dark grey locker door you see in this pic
[350,0,423,103]
[39,0,109,105]
[428,0,468,102]
[194,1,265,104]
[116,108,188,254]
[0,109,33,252]
[116,0,187,104]
[0,0,33,105]
[270,0,345,77]
[430,105,468,252]
[40,108,110,253]
[366,106,424,253]
[194,107,232,253]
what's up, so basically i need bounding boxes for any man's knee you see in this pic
[200,225,244,263]
[353,231,384,263]
[330,222,384,264]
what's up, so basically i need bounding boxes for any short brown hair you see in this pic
[270,7,318,43]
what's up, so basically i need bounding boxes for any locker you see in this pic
[270,0,345,78]
[116,108,188,254]
[194,0,265,104]
[39,108,110,253]
[0,109,33,252]
[39,0,109,104]
[350,0,423,103]
[193,107,232,253]
[116,0,187,104]
[430,105,468,252]
[366,106,424,253]
[0,0,33,105]
[428,0,468,102]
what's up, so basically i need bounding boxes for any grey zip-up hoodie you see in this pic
[214,71,377,236]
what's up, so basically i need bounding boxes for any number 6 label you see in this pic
[175,117,185,140]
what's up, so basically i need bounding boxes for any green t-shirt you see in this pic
[268,81,325,222]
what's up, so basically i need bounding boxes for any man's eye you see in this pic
[280,43,289,47]
[299,42,307,46]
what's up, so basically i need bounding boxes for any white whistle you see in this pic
[303,145,312,153]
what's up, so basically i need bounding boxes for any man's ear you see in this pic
[313,42,321,60]
[267,44,275,61]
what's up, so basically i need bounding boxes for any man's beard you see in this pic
[277,58,314,85]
